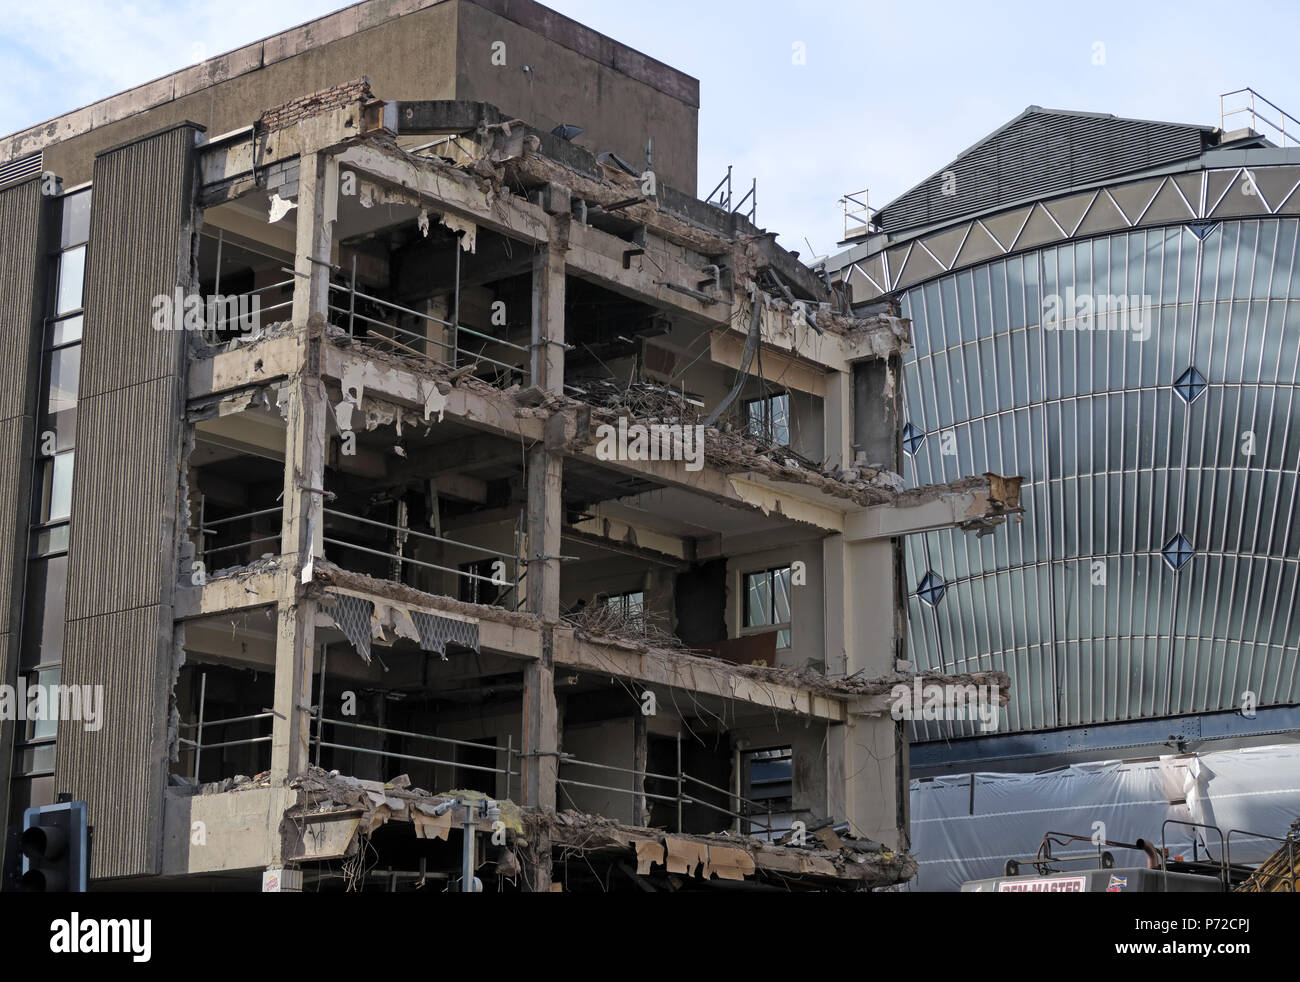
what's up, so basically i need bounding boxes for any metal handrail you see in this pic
[324,508,520,564]
[194,504,283,569]
[178,711,277,730]
[556,754,781,834]
[322,275,529,381]
[178,735,271,753]
[323,536,495,584]
[314,717,516,799]
[323,508,525,608]
[1220,88,1300,147]
[1227,827,1296,892]
[328,302,527,379]
[194,505,284,530]
[203,277,296,339]
[841,189,876,239]
[178,679,276,782]
[706,165,732,210]
[320,716,510,756]
[1160,818,1229,891]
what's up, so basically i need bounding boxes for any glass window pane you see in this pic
[773,567,791,625]
[60,190,91,249]
[744,571,771,627]
[45,345,80,415]
[56,246,86,315]
[20,556,66,670]
[25,668,61,741]
[50,315,82,347]
[771,395,790,447]
[39,452,75,523]
[33,524,69,556]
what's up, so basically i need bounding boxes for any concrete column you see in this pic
[529,236,567,394]
[271,151,335,786]
[825,534,898,680]
[521,226,567,890]
[827,714,905,850]
[823,368,852,471]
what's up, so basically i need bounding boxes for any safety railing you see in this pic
[1160,818,1229,891]
[202,228,295,341]
[1220,88,1300,147]
[313,717,517,800]
[556,741,785,837]
[318,256,531,384]
[199,249,532,386]
[705,165,757,223]
[199,276,296,342]
[1227,827,1297,892]
[176,672,275,782]
[322,507,527,610]
[191,503,284,573]
[841,189,876,239]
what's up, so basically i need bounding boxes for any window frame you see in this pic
[741,566,792,649]
[742,391,791,447]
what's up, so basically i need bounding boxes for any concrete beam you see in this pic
[320,344,544,444]
[566,222,727,326]
[337,143,549,245]
[175,567,285,620]
[710,331,826,397]
[323,583,543,662]
[188,335,298,399]
[846,482,1023,540]
[553,628,848,723]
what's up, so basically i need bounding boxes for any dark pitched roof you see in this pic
[877,106,1217,234]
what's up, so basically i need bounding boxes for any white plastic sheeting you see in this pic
[908,744,1300,891]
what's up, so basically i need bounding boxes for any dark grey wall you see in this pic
[55,125,198,880]
[853,356,901,473]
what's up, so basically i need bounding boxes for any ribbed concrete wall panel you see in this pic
[58,126,195,879]
[0,177,44,422]
[78,125,195,400]
[64,377,182,621]
[56,605,172,880]
[0,418,28,636]
[0,176,47,878]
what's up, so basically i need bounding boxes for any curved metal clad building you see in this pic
[826,106,1300,753]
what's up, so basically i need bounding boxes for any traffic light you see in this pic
[19,801,88,892]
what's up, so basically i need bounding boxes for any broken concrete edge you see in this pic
[563,619,1010,703]
[314,554,1008,705]
[896,472,1026,513]
[184,551,1007,710]
[529,810,919,886]
[337,102,891,326]
[309,559,540,631]
[177,765,915,886]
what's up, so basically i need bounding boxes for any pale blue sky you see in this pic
[2,1,1297,253]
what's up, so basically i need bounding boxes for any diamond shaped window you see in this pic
[903,423,925,456]
[1173,367,1207,405]
[916,571,946,606]
[1162,533,1195,571]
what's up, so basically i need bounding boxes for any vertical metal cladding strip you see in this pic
[56,124,200,879]
[0,175,52,875]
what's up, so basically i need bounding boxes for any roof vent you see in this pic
[0,152,42,189]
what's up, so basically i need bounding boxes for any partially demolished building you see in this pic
[0,0,1019,891]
